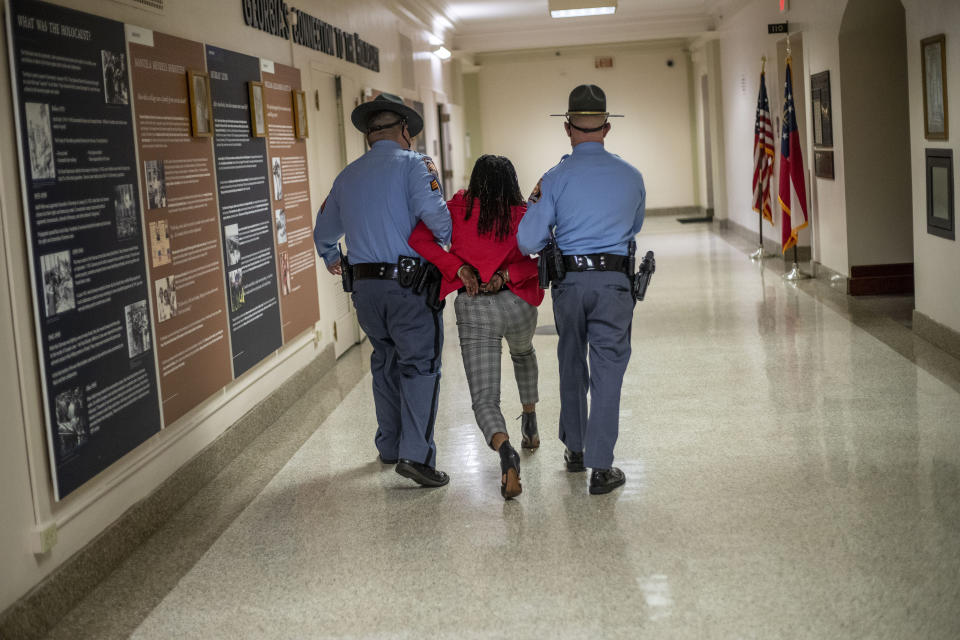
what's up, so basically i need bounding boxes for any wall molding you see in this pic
[0,345,338,640]
[848,263,914,296]
[914,310,960,361]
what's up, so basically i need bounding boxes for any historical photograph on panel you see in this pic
[124,299,151,358]
[275,208,287,244]
[114,184,138,241]
[154,275,178,323]
[145,159,167,209]
[40,250,75,317]
[101,50,130,105]
[149,219,172,267]
[272,156,283,201]
[228,267,245,312]
[279,251,291,295]
[224,223,241,266]
[25,102,55,182]
[188,70,213,137]
[55,387,88,457]
[249,81,267,137]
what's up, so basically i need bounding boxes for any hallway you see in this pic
[44,218,960,639]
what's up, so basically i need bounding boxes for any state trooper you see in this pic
[313,93,452,488]
[517,85,646,495]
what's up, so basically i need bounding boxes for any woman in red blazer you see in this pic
[409,155,543,500]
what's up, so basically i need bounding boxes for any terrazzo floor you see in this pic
[45,218,960,638]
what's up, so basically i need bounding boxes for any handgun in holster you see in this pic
[537,232,566,289]
[633,250,655,302]
[412,262,444,311]
[338,244,353,293]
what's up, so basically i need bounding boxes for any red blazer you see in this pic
[409,190,544,307]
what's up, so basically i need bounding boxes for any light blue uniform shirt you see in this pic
[517,141,645,256]
[313,140,451,266]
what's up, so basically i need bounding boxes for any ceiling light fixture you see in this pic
[433,46,452,60]
[548,0,616,19]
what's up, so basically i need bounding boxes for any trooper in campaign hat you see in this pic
[314,91,452,488]
[517,84,647,495]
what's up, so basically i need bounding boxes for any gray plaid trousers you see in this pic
[454,290,539,446]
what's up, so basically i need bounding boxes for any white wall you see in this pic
[475,42,697,208]
[904,0,960,334]
[0,0,464,611]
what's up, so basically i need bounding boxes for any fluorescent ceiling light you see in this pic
[428,32,444,46]
[548,0,616,19]
[551,7,615,17]
[433,46,452,60]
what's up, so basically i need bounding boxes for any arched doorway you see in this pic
[839,0,914,295]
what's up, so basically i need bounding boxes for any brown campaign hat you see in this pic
[551,84,623,118]
[351,92,423,137]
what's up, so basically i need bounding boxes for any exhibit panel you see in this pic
[205,45,283,378]
[6,0,162,499]
[129,30,233,425]
[261,60,320,343]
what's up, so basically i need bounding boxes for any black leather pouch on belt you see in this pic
[397,256,419,288]
[339,244,353,293]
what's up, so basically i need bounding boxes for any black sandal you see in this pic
[520,412,540,450]
[499,440,522,499]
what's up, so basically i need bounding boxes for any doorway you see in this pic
[700,74,714,216]
[839,0,913,294]
[436,103,453,195]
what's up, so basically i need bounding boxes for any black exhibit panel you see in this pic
[6,0,162,499]
[205,45,283,377]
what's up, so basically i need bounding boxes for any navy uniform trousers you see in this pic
[552,270,634,469]
[352,279,443,468]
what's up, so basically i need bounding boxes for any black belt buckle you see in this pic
[397,256,419,288]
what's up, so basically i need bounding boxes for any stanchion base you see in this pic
[749,246,777,261]
[782,263,811,281]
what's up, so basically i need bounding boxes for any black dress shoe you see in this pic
[589,467,625,494]
[564,448,585,472]
[396,459,449,487]
[378,454,398,465]
[520,412,540,450]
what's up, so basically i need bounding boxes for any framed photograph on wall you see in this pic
[187,70,213,137]
[810,70,833,148]
[921,34,948,140]
[248,81,267,138]
[292,90,308,139]
[926,148,955,240]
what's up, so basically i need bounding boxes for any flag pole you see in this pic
[750,56,775,261]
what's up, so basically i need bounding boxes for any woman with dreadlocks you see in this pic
[409,155,543,500]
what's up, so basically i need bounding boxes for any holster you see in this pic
[538,241,566,289]
[397,256,419,288]
[633,250,655,302]
[339,246,353,293]
[411,261,445,312]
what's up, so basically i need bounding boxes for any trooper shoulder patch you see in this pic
[422,156,440,179]
[528,178,543,204]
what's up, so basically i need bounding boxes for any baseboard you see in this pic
[812,261,849,292]
[647,205,704,217]
[0,344,338,640]
[913,310,960,360]
[848,263,914,296]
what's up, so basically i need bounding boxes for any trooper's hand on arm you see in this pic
[458,264,480,296]
[327,259,342,276]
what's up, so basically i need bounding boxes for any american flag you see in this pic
[778,56,809,253]
[752,68,774,225]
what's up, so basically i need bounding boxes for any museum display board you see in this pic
[206,45,284,378]
[129,30,233,425]
[5,2,324,498]
[6,0,162,499]
[261,61,320,343]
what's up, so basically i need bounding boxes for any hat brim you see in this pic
[351,101,423,137]
[550,112,624,118]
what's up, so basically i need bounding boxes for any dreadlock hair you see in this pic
[464,155,525,241]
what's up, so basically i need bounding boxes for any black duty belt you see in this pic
[353,263,400,280]
[563,254,629,273]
